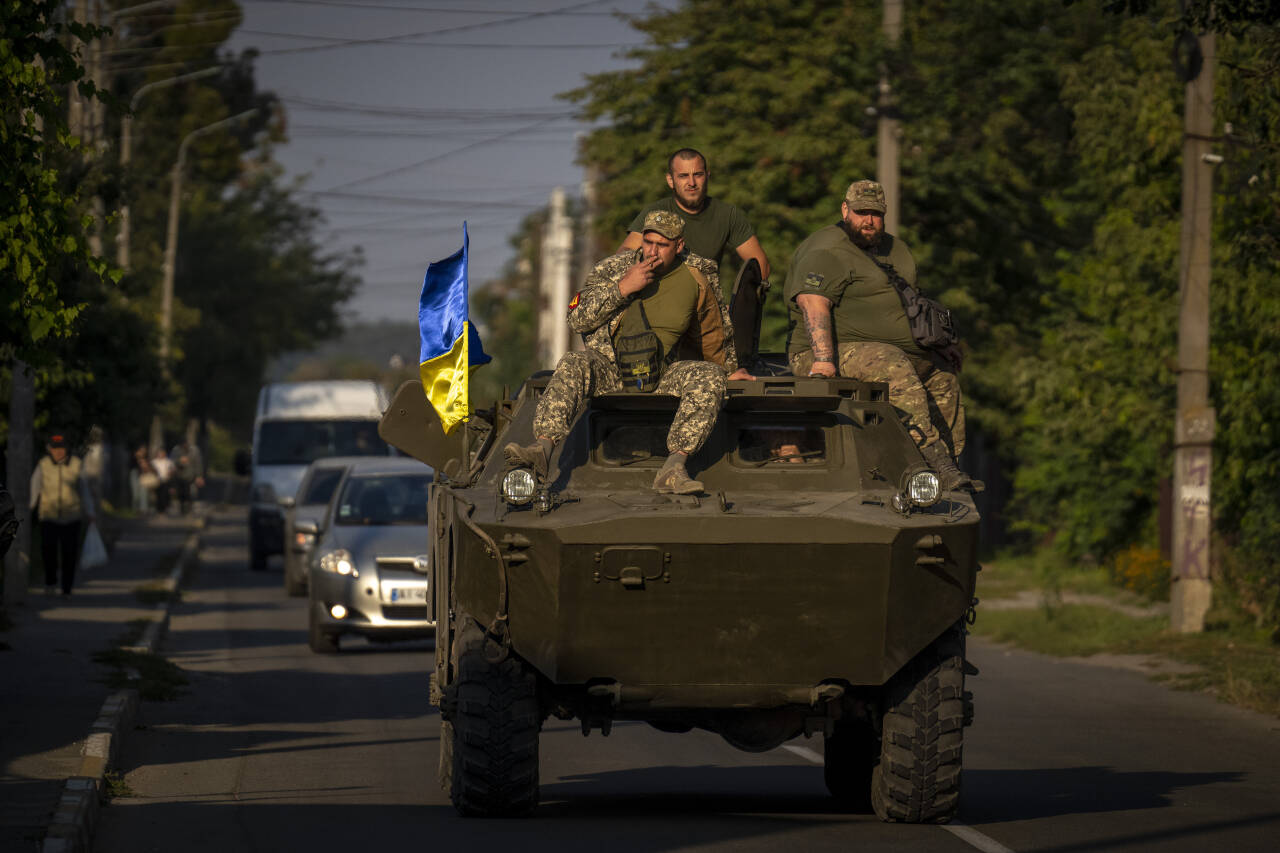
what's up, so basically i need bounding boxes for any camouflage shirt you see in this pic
[568,249,739,374]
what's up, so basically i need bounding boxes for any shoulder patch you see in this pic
[803,272,825,288]
[568,292,581,311]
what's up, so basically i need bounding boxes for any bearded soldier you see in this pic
[506,211,753,495]
[785,180,973,490]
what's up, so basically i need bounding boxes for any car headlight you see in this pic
[319,549,356,576]
[501,468,537,506]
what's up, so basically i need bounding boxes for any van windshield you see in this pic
[257,420,388,466]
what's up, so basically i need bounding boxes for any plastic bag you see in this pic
[80,522,108,571]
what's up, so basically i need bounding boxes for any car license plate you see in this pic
[383,584,427,604]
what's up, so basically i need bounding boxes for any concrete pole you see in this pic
[152,109,258,452]
[877,0,903,235]
[4,362,35,605]
[1171,32,1216,633]
[539,187,573,367]
[572,164,599,353]
[118,67,221,270]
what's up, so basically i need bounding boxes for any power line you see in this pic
[242,0,626,13]
[317,115,566,193]
[278,95,573,120]
[256,0,617,56]
[241,29,642,48]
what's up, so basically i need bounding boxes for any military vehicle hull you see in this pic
[382,372,980,822]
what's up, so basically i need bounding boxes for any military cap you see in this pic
[641,210,684,239]
[844,180,887,214]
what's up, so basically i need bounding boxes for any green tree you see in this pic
[1,0,111,366]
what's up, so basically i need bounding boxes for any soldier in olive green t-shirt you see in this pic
[619,148,771,281]
[784,180,973,490]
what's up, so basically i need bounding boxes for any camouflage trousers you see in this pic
[790,343,966,456]
[533,350,726,454]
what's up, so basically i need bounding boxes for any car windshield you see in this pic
[257,420,388,466]
[335,474,432,526]
[300,468,344,506]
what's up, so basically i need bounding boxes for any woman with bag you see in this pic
[29,432,97,596]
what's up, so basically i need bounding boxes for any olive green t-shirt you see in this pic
[612,263,700,355]
[784,224,922,359]
[628,197,754,267]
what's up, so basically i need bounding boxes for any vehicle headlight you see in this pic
[501,468,537,506]
[319,549,356,576]
[907,470,941,507]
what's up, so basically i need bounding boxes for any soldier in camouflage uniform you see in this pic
[506,211,753,495]
[785,180,973,490]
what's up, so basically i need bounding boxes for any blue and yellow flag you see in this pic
[418,223,490,433]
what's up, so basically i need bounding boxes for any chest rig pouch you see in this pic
[614,298,665,392]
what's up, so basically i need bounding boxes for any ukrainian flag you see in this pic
[418,224,490,433]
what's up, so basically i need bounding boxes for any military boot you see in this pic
[503,437,554,480]
[652,454,704,495]
[920,441,979,492]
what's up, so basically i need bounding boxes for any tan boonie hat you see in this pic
[845,179,887,214]
[642,209,684,239]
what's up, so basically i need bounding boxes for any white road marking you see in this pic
[780,745,1016,853]
[941,822,1018,853]
[782,744,824,763]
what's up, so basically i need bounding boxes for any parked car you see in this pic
[304,457,435,653]
[282,457,363,597]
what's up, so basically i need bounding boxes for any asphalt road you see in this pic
[95,509,1280,853]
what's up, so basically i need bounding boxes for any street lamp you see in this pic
[118,66,221,269]
[149,108,258,452]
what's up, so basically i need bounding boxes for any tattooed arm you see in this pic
[795,292,837,377]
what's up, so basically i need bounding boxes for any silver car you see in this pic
[304,457,435,653]
[282,457,361,597]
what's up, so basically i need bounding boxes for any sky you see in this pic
[225,0,664,323]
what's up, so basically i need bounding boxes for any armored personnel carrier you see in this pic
[379,269,980,822]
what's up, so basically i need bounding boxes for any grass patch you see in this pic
[967,563,1280,717]
[974,604,1167,657]
[102,770,134,801]
[92,648,188,701]
[978,550,1115,601]
[134,582,179,606]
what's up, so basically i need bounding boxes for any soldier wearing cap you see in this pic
[29,431,97,595]
[505,210,749,494]
[784,180,972,489]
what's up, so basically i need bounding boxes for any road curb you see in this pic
[41,517,205,853]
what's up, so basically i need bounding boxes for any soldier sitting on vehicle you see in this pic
[505,210,753,495]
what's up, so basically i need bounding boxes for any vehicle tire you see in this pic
[824,718,878,812]
[308,602,339,654]
[249,529,268,572]
[438,719,454,795]
[450,626,540,817]
[284,562,306,597]
[871,627,966,823]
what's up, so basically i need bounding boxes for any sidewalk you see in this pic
[0,511,204,853]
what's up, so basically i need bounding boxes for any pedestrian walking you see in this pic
[151,447,175,516]
[29,432,96,595]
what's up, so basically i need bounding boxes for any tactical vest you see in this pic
[38,455,84,523]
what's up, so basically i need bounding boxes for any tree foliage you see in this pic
[566,0,1280,622]
[1,0,112,365]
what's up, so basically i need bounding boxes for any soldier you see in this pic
[784,180,972,489]
[506,211,752,495]
[619,148,771,282]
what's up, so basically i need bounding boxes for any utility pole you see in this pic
[538,187,573,368]
[877,0,903,234]
[1171,31,1217,633]
[151,109,258,452]
[572,163,599,353]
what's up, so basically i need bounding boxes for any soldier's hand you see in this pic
[727,367,756,381]
[808,360,837,378]
[938,344,963,373]
[618,256,658,296]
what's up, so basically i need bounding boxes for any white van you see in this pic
[244,381,391,571]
